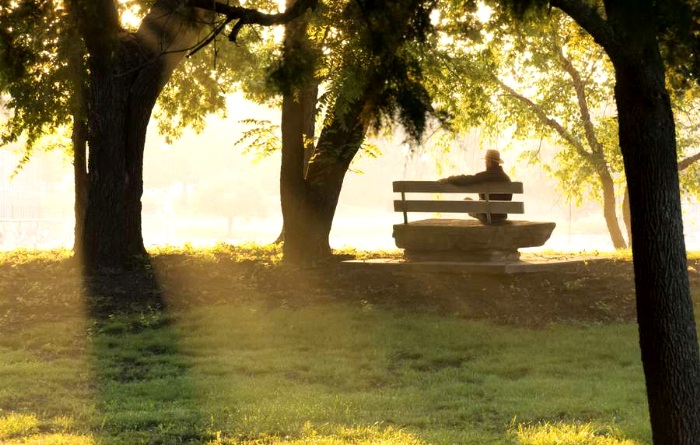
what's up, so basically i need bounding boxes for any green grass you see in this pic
[0,301,649,444]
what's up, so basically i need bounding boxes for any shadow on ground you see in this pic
[80,261,210,444]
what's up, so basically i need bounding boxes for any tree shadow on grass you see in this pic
[81,259,210,444]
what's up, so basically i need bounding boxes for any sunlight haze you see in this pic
[2,96,700,253]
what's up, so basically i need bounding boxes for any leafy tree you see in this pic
[429,4,700,251]
[505,0,700,442]
[227,0,442,262]
[276,0,441,263]
[1,0,315,268]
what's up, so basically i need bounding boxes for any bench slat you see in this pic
[393,180,523,194]
[394,200,525,214]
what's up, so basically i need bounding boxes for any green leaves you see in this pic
[235,118,282,160]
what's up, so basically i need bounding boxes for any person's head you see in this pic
[484,149,503,169]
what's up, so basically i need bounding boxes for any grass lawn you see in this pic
[1,245,696,444]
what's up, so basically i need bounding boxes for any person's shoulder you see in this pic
[495,166,511,181]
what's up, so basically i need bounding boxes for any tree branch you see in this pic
[552,33,607,166]
[678,151,700,171]
[187,0,318,42]
[549,0,621,58]
[497,79,594,162]
[187,16,235,56]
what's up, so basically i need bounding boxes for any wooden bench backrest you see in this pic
[393,180,525,224]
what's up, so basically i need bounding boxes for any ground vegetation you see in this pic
[2,247,697,444]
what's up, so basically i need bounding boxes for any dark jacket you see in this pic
[442,165,512,223]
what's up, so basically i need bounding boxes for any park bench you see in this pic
[392,180,556,262]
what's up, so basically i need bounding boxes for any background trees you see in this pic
[430,4,700,251]
[489,10,628,249]
[223,0,443,263]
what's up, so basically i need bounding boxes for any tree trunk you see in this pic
[302,82,319,176]
[72,115,88,254]
[80,18,132,267]
[73,0,209,268]
[610,13,700,444]
[278,4,324,262]
[67,27,88,255]
[597,169,626,249]
[280,91,312,261]
[616,66,700,445]
[284,100,366,262]
[276,73,318,246]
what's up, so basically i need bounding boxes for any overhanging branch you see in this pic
[550,0,621,58]
[497,79,594,163]
[187,0,318,43]
[552,34,606,164]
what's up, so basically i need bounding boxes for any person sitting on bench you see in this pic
[438,149,513,224]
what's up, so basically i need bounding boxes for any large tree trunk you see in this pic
[67,29,88,255]
[609,8,700,443]
[552,0,700,441]
[598,169,626,249]
[278,4,322,261]
[72,0,208,268]
[280,91,312,261]
[80,23,131,268]
[615,65,700,445]
[276,74,318,246]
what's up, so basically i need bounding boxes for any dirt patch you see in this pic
[2,251,700,329]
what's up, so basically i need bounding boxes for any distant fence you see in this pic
[0,188,70,222]
[0,205,41,221]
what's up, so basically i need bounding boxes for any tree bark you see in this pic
[71,113,88,254]
[278,4,325,262]
[552,1,700,442]
[77,0,130,267]
[275,8,318,246]
[280,92,312,260]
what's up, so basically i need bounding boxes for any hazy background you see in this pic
[3,96,700,253]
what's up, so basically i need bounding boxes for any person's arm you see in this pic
[439,169,497,185]
[438,174,478,185]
